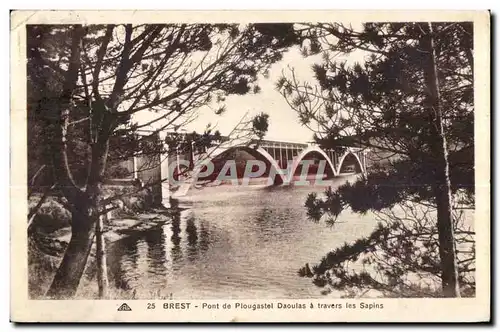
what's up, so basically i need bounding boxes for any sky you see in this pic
[132,34,367,144]
[185,45,367,143]
[184,46,322,143]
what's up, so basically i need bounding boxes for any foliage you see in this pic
[278,23,473,201]
[27,23,295,189]
[27,23,301,297]
[251,112,270,140]
[28,195,72,233]
[278,22,474,297]
[299,201,475,297]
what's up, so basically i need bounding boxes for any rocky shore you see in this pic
[28,205,185,298]
[31,207,179,257]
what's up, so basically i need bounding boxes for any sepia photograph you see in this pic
[10,10,490,322]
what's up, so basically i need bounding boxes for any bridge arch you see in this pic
[336,149,365,175]
[250,145,287,184]
[288,146,337,182]
[173,144,285,197]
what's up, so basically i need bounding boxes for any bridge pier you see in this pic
[285,146,289,169]
[159,132,171,208]
[280,146,283,168]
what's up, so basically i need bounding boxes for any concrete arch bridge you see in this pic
[165,139,368,199]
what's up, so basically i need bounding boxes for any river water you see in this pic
[106,175,379,299]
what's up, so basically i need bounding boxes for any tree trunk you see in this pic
[42,24,112,299]
[46,205,95,298]
[420,22,461,297]
[96,208,109,298]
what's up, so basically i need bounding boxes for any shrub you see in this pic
[29,195,71,233]
[102,185,155,217]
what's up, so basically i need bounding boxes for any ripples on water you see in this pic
[105,175,378,299]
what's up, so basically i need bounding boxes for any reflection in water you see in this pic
[170,210,183,266]
[199,221,210,253]
[185,215,198,261]
[144,230,167,279]
[104,175,376,299]
[108,236,139,290]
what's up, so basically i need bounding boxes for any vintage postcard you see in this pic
[10,10,490,322]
